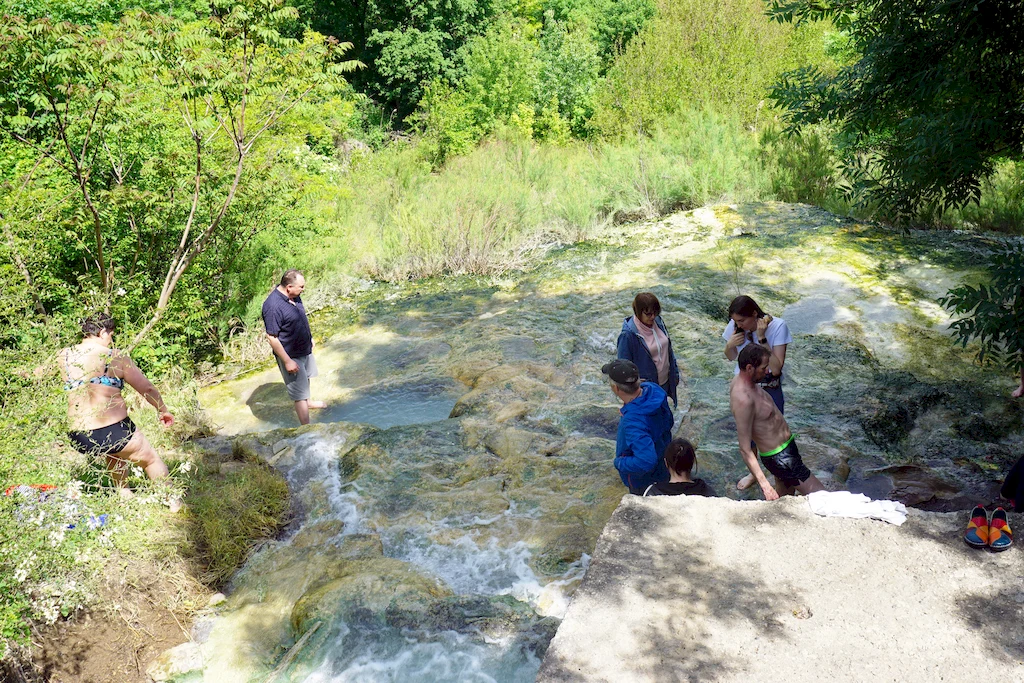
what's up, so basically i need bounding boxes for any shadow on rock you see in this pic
[244,382,295,426]
[541,502,799,682]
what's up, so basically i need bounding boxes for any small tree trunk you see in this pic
[1,217,46,316]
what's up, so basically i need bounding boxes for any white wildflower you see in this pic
[66,480,84,500]
[180,460,193,473]
[49,528,65,547]
[130,465,144,479]
[14,567,29,583]
[116,287,126,296]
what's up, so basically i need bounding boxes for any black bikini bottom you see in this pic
[68,417,137,456]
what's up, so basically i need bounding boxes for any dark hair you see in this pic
[737,343,770,371]
[727,295,764,320]
[664,438,696,474]
[632,292,661,318]
[81,313,116,337]
[280,269,304,287]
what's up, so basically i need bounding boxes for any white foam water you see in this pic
[266,432,572,681]
[302,630,541,683]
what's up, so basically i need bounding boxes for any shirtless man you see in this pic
[731,344,824,500]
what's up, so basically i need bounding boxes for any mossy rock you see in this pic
[385,593,544,637]
[290,558,453,635]
[561,405,621,441]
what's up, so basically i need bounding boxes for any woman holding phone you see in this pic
[723,295,792,490]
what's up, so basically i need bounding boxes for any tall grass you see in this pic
[291,108,772,290]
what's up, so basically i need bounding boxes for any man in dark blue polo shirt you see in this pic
[262,269,325,424]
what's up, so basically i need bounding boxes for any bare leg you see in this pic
[1013,369,1024,398]
[109,431,180,512]
[117,430,169,480]
[295,399,310,425]
[795,474,826,495]
[308,400,326,409]
[773,476,796,498]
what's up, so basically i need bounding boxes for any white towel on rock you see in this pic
[806,490,908,526]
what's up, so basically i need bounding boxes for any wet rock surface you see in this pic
[189,202,1024,680]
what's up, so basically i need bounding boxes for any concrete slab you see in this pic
[539,495,1024,682]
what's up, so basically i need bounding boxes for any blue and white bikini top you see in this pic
[62,350,124,391]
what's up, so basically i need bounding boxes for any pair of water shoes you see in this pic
[964,506,1013,551]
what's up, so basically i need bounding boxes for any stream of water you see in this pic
[195,204,1024,682]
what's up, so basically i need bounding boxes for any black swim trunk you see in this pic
[68,417,137,456]
[759,436,810,487]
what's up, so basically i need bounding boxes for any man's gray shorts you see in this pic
[276,354,318,401]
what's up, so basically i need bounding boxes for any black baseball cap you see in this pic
[602,359,639,384]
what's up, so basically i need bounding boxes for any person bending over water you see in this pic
[58,314,179,510]
[723,295,792,490]
[642,438,716,497]
[730,344,823,500]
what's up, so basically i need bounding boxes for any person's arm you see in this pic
[733,392,778,500]
[116,353,173,426]
[263,302,298,373]
[614,423,659,474]
[266,334,298,374]
[616,330,632,362]
[33,350,61,379]
[724,323,744,361]
[767,343,787,376]
[756,316,788,375]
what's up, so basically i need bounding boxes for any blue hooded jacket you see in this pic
[617,316,680,407]
[614,382,673,494]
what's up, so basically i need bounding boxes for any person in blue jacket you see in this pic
[603,359,674,495]
[617,292,681,408]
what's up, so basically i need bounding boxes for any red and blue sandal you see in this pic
[989,507,1013,551]
[964,505,990,549]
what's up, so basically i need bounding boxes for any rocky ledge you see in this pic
[539,494,1024,682]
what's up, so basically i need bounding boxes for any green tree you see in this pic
[0,1,358,347]
[540,0,654,70]
[940,244,1024,379]
[537,18,601,136]
[296,0,497,120]
[591,0,828,137]
[769,0,1024,219]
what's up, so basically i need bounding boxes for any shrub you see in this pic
[940,244,1024,376]
[591,0,833,137]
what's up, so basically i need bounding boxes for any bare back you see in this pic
[59,342,129,430]
[730,377,791,452]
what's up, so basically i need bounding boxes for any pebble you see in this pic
[209,592,227,607]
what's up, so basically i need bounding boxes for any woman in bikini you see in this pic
[59,313,176,504]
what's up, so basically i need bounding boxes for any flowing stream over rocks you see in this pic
[178,203,1023,682]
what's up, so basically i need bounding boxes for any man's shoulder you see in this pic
[729,382,755,405]
[262,288,282,307]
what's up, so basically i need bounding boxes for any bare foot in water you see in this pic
[308,400,327,409]
[736,473,755,490]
